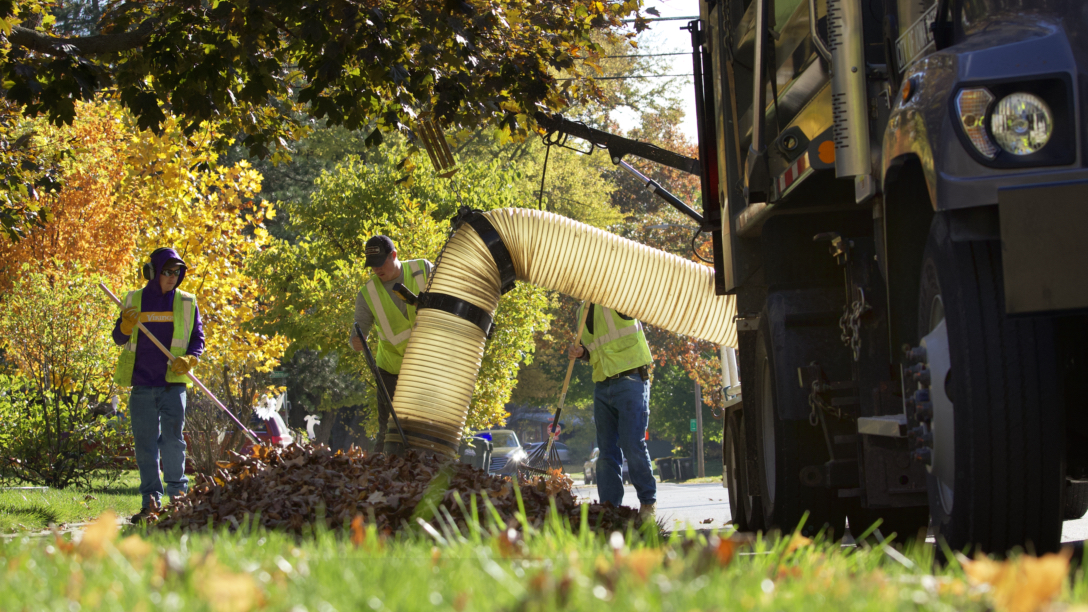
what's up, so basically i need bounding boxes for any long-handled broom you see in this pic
[521,301,591,476]
[98,283,259,444]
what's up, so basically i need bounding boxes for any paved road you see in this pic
[573,480,1088,543]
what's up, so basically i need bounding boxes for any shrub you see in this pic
[0,263,131,488]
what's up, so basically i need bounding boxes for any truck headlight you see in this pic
[955,88,997,159]
[990,93,1053,155]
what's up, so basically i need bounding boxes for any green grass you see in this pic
[2,511,1087,612]
[0,471,143,533]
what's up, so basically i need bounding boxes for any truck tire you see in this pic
[917,213,1063,554]
[725,411,762,531]
[752,311,845,537]
[1065,480,1088,520]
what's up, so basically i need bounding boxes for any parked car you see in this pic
[240,411,294,455]
[583,448,653,485]
[584,448,599,484]
[476,429,525,475]
[522,441,574,465]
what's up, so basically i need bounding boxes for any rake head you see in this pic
[519,438,564,477]
[415,112,458,178]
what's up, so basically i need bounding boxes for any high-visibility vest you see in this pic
[361,259,429,375]
[113,288,198,386]
[579,303,653,383]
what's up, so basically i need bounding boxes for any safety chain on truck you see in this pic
[838,287,870,362]
[807,380,857,426]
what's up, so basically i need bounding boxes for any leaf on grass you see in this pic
[117,535,153,562]
[77,511,118,557]
[197,569,263,612]
[785,533,812,555]
[962,548,1072,612]
[712,536,736,567]
[351,514,365,548]
[619,549,663,583]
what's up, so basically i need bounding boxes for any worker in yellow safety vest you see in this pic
[350,235,432,450]
[568,302,656,520]
[111,247,204,523]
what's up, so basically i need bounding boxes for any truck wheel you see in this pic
[753,311,845,537]
[915,213,1063,554]
[1065,480,1088,520]
[725,411,761,531]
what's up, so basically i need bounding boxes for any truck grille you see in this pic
[489,457,508,472]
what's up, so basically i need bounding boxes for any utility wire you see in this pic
[593,52,692,59]
[556,74,694,81]
[621,15,699,22]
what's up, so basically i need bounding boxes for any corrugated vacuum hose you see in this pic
[387,207,738,456]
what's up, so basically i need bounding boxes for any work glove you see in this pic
[119,307,140,336]
[170,355,198,376]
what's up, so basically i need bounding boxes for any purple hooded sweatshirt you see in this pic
[112,248,205,387]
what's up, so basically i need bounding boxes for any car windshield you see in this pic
[487,432,519,447]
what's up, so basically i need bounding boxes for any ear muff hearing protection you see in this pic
[142,247,172,281]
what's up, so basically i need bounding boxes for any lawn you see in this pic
[1,509,1086,612]
[0,471,143,533]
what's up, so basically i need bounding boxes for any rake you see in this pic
[520,300,591,476]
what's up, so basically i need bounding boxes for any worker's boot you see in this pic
[130,499,160,524]
[638,502,656,523]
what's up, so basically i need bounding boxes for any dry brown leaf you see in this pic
[77,511,119,557]
[117,535,153,562]
[194,554,264,612]
[713,536,736,567]
[350,515,365,548]
[963,548,1073,612]
[785,534,812,555]
[619,549,663,583]
[198,571,263,612]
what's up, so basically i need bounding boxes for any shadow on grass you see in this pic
[0,502,59,526]
[85,483,141,496]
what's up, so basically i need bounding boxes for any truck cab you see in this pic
[696,0,1088,552]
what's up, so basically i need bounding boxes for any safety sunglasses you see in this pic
[161,268,183,277]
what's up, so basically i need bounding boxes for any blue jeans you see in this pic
[129,385,188,508]
[594,373,656,506]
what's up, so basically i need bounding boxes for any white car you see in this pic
[476,430,526,475]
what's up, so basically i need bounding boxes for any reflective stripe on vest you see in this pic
[114,288,197,386]
[580,303,652,382]
[365,260,424,346]
[585,306,644,353]
[362,260,429,374]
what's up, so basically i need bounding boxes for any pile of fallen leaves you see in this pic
[152,444,644,535]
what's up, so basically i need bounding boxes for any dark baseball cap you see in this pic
[365,235,395,267]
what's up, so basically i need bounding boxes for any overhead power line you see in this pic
[596,52,692,59]
[556,74,694,81]
[621,15,699,22]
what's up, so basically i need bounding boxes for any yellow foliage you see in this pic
[1,99,287,412]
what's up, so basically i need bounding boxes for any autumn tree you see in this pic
[0,101,138,289]
[250,139,551,433]
[6,0,648,157]
[0,99,288,455]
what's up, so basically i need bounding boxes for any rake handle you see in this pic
[543,301,592,458]
[98,283,259,444]
[354,322,409,450]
